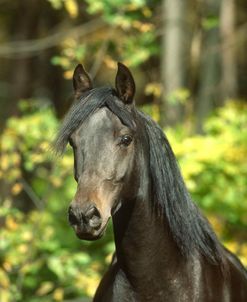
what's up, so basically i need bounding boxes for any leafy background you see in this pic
[0,0,247,301]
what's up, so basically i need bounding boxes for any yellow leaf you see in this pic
[105,253,113,264]
[0,289,10,302]
[40,141,50,151]
[22,231,33,241]
[145,83,162,98]
[6,216,18,230]
[126,3,139,11]
[36,281,54,296]
[224,241,239,254]
[61,155,73,168]
[53,288,64,301]
[18,244,29,254]
[132,21,154,32]
[64,70,73,79]
[76,271,100,297]
[51,177,62,187]
[239,255,247,267]
[104,56,116,69]
[31,154,43,163]
[0,269,10,288]
[142,7,152,18]
[1,155,9,170]
[11,183,23,195]
[2,261,12,272]
[64,0,78,18]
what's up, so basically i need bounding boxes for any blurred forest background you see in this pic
[0,0,247,301]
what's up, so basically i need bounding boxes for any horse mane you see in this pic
[55,87,224,267]
[140,112,225,266]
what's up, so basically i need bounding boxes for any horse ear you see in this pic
[115,62,135,104]
[73,64,93,97]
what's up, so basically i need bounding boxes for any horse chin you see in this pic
[73,220,109,241]
[75,231,104,241]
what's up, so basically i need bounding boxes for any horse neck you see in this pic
[112,158,182,290]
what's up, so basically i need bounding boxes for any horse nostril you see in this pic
[85,206,102,230]
[85,205,98,219]
[68,204,102,230]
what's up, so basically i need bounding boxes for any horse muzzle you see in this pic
[68,203,106,241]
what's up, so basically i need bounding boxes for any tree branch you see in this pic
[0,19,105,58]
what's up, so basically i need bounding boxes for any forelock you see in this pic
[53,87,136,154]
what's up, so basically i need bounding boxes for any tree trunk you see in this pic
[196,0,222,133]
[9,0,41,114]
[160,0,190,126]
[220,0,237,101]
[0,0,68,130]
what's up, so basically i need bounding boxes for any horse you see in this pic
[55,62,247,301]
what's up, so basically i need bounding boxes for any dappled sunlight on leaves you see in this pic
[165,101,247,263]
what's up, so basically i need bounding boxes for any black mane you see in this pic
[55,87,224,266]
[141,112,224,265]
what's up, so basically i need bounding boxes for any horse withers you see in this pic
[55,63,247,301]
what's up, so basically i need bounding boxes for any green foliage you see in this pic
[0,101,114,301]
[165,102,247,264]
[202,16,219,30]
[51,0,157,74]
[166,88,191,105]
[85,0,149,25]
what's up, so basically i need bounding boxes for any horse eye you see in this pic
[120,135,133,146]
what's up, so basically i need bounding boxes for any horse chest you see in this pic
[112,273,164,302]
[111,268,189,302]
[112,269,136,302]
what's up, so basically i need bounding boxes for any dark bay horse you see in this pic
[55,63,247,301]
